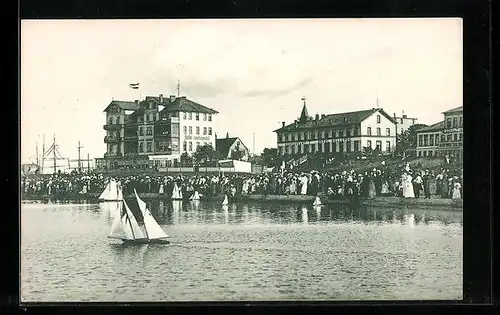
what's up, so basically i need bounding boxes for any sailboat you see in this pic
[108,191,170,245]
[171,182,183,200]
[99,179,122,202]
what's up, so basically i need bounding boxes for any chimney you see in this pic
[315,114,320,120]
[282,121,285,128]
[393,112,396,118]
[403,114,408,119]
[226,132,229,139]
[321,114,326,119]
[159,94,163,103]
[169,95,176,102]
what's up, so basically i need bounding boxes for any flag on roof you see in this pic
[129,83,140,89]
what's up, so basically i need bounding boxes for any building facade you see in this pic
[216,134,251,161]
[97,94,218,170]
[415,121,443,157]
[274,100,397,157]
[393,112,418,134]
[415,106,463,161]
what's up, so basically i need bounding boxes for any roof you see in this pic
[215,137,250,158]
[160,96,218,114]
[274,108,397,132]
[442,106,463,114]
[416,121,444,133]
[103,100,140,112]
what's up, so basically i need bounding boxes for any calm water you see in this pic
[21,200,462,302]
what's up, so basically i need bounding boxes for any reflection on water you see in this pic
[21,200,462,302]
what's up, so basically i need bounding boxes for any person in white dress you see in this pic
[300,174,308,195]
[452,182,462,199]
[404,173,415,198]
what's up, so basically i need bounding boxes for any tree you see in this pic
[260,147,279,167]
[395,124,428,158]
[230,149,244,160]
[180,152,193,167]
[193,144,223,166]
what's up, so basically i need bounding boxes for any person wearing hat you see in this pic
[422,170,431,199]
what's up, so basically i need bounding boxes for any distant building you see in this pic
[416,106,463,161]
[21,163,39,176]
[415,121,444,157]
[216,133,251,161]
[96,94,218,170]
[393,111,418,134]
[273,99,397,156]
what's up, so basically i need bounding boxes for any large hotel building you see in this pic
[416,106,463,161]
[274,100,397,157]
[96,94,218,170]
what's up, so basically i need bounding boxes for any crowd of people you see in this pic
[21,162,463,201]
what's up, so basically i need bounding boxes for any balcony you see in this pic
[104,136,122,143]
[103,124,122,131]
[123,135,138,141]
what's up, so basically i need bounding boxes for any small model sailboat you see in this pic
[107,191,170,245]
[222,195,229,205]
[190,191,201,200]
[171,182,183,200]
[99,179,122,202]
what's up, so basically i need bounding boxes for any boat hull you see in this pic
[121,238,170,245]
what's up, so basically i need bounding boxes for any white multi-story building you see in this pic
[97,94,218,170]
[274,100,397,157]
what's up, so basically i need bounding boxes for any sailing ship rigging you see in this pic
[108,189,170,245]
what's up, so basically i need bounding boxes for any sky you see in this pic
[21,18,462,165]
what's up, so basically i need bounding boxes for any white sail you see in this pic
[123,199,146,239]
[134,190,169,240]
[99,182,110,200]
[108,206,129,239]
[122,215,135,240]
[109,201,122,218]
[172,182,182,199]
[108,180,118,200]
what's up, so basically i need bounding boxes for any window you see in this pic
[304,132,308,140]
[196,142,200,150]
[203,127,207,135]
[146,127,152,136]
[146,141,152,152]
[188,112,192,120]
[339,130,344,137]
[208,127,212,135]
[208,114,212,122]
[354,141,360,152]
[376,141,382,151]
[196,127,200,135]
[459,133,462,141]
[377,115,381,123]
[189,142,193,151]
[339,142,344,152]
[376,128,381,136]
[418,151,422,157]
[386,141,391,152]
[367,140,372,149]
[447,118,451,128]
[183,126,187,134]
[203,113,207,121]
[459,117,463,127]
[353,128,358,136]
[189,126,192,135]
[346,141,351,152]
[441,135,445,142]
[311,144,316,153]
[183,112,186,119]
[367,127,372,135]
[424,135,428,146]
[386,128,390,136]
[139,142,144,153]
[453,117,457,128]
[298,133,302,141]
[195,113,199,121]
[150,114,154,122]
[423,151,427,157]
[430,134,434,146]
[183,141,187,152]
[447,134,451,142]
[419,135,423,146]
[435,134,440,144]
[138,127,144,136]
[453,133,457,141]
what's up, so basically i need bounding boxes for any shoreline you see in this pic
[21,193,463,210]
